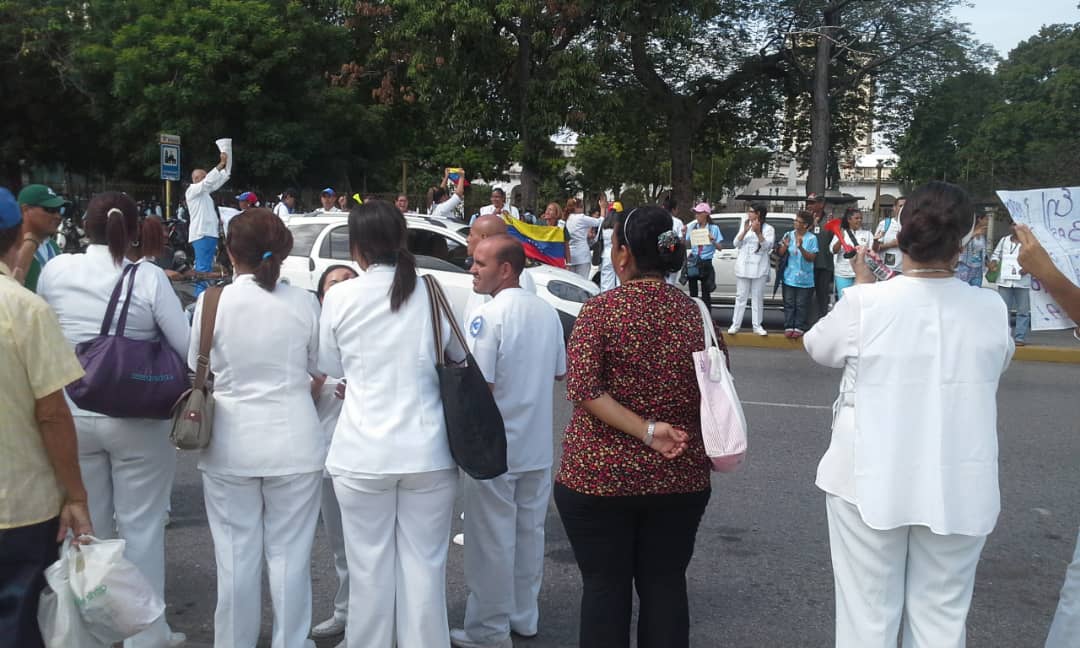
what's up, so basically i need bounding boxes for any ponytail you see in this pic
[84,193,139,266]
[254,250,282,292]
[105,207,129,263]
[390,249,417,312]
[225,208,293,292]
[349,201,418,312]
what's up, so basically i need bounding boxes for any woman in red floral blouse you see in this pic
[555,205,725,648]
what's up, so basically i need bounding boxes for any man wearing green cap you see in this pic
[14,184,67,293]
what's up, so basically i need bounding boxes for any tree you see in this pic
[772,0,984,194]
[599,0,785,217]
[373,0,598,211]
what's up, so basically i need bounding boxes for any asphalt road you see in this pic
[162,348,1080,647]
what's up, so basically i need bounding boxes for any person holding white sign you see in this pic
[988,220,1031,345]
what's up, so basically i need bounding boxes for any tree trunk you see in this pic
[808,10,838,196]
[514,23,539,212]
[669,104,695,219]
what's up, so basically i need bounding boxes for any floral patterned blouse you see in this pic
[557,280,723,496]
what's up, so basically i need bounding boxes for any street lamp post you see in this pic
[874,159,884,221]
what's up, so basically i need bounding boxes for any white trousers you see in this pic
[1046,525,1080,647]
[320,475,349,621]
[568,262,591,279]
[826,495,986,648]
[202,470,322,648]
[75,415,176,648]
[333,469,458,648]
[732,275,767,329]
[463,468,551,642]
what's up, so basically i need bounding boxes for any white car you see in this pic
[281,213,599,339]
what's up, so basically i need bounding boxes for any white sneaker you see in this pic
[311,615,346,638]
[727,325,739,335]
[168,632,187,647]
[452,533,465,546]
[753,326,768,337]
[450,628,513,648]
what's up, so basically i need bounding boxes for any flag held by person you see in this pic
[503,216,567,268]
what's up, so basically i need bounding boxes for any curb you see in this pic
[722,332,1080,365]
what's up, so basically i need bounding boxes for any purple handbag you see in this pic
[66,264,190,419]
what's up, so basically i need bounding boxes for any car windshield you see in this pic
[712,218,742,250]
[289,223,325,257]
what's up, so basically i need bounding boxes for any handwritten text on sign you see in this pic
[996,187,1080,331]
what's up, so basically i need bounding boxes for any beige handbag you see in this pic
[170,287,222,450]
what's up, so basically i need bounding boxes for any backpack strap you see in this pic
[193,287,224,390]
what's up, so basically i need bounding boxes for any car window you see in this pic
[772,219,795,245]
[407,229,469,270]
[712,217,742,250]
[289,223,325,257]
[319,225,351,261]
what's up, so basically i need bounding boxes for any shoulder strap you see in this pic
[692,297,719,350]
[426,275,470,359]
[422,275,445,365]
[100,264,138,337]
[193,287,224,390]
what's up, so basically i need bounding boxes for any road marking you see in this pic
[741,400,831,411]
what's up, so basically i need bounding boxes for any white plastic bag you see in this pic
[66,536,165,644]
[38,539,109,648]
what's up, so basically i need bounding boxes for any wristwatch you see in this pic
[643,421,656,447]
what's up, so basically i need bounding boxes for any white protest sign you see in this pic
[690,228,712,247]
[995,187,1080,331]
[215,138,233,176]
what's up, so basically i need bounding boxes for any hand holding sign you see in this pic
[215,138,233,175]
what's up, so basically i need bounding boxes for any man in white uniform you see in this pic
[185,151,229,296]
[462,215,535,327]
[315,187,344,214]
[663,194,687,285]
[472,188,519,225]
[873,196,905,276]
[451,235,565,648]
[273,188,297,224]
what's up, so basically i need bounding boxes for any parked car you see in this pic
[280,213,599,339]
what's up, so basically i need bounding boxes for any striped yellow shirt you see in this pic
[0,261,85,529]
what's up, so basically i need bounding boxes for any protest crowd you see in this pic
[3,144,1080,648]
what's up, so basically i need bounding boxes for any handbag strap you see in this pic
[691,297,719,350]
[99,264,139,337]
[423,274,470,362]
[193,287,224,390]
[422,275,445,365]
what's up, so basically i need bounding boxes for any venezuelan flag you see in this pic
[503,216,567,268]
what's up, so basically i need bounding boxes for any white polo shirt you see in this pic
[431,194,463,220]
[273,201,291,224]
[873,217,904,272]
[466,287,566,472]
[185,167,230,242]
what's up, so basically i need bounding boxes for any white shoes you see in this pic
[452,533,465,546]
[168,631,187,647]
[727,325,740,335]
[311,615,347,638]
[753,326,768,337]
[450,628,513,648]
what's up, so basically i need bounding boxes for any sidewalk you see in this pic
[723,325,1080,364]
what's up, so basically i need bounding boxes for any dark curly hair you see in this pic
[898,182,974,263]
[613,206,686,277]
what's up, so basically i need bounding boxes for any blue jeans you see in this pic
[0,517,59,648]
[782,283,813,331]
[835,276,855,299]
[997,286,1030,342]
[192,236,218,296]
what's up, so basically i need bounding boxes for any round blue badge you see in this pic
[470,316,484,337]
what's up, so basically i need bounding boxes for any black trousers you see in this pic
[811,268,833,325]
[0,517,60,648]
[688,261,716,311]
[554,483,710,648]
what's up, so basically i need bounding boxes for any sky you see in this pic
[954,0,1080,57]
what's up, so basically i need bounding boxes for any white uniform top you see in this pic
[873,217,904,272]
[666,217,686,285]
[218,206,241,236]
[832,229,873,278]
[185,167,230,242]
[318,267,463,475]
[273,201,292,224]
[565,213,602,266]
[733,223,776,279]
[670,215,687,240]
[991,236,1031,288]
[432,194,463,220]
[38,245,191,418]
[189,275,324,476]
[480,204,520,220]
[466,288,566,472]
[462,270,536,328]
[314,378,344,476]
[804,277,1013,536]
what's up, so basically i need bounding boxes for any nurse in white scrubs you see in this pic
[804,182,1014,648]
[190,209,326,648]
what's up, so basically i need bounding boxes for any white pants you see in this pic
[1046,525,1080,647]
[320,475,349,622]
[202,471,322,648]
[732,275,767,330]
[463,468,551,642]
[76,415,176,648]
[333,469,458,648]
[568,262,591,279]
[826,495,986,648]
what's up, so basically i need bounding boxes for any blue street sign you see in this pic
[160,144,181,181]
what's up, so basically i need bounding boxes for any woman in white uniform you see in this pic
[318,201,463,648]
[38,192,190,648]
[310,265,359,644]
[565,198,603,278]
[190,208,325,648]
[804,181,1014,648]
[728,201,774,336]
[830,208,872,300]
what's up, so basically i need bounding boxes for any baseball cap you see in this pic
[806,193,824,203]
[18,184,67,209]
[0,188,21,230]
[236,191,259,204]
[321,187,336,196]
[693,202,711,213]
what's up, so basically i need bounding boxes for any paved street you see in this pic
[162,347,1080,647]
